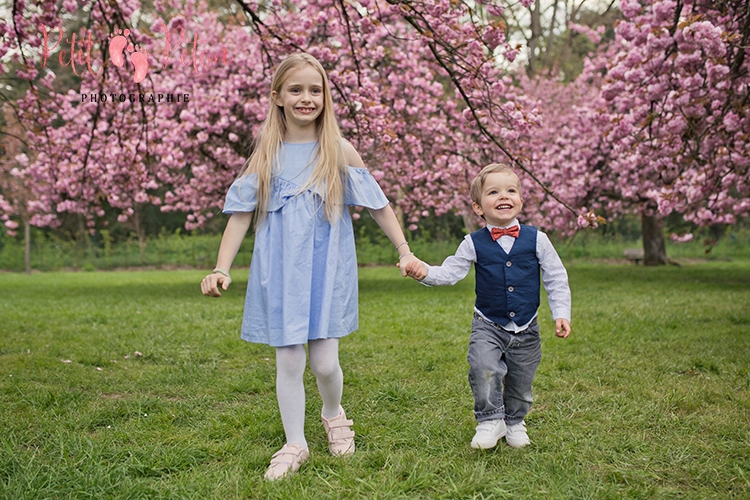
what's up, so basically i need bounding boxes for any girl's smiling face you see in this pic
[471,171,524,227]
[272,65,325,133]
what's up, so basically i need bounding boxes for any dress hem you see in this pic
[240,329,357,347]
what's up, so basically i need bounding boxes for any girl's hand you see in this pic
[201,272,231,297]
[555,318,571,338]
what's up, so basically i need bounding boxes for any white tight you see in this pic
[275,338,343,448]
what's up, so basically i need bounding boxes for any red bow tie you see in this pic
[490,226,520,241]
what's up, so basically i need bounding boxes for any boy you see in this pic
[403,163,571,449]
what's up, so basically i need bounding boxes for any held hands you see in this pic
[201,271,231,297]
[397,254,429,280]
[555,318,571,338]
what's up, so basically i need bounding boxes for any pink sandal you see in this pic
[321,407,355,456]
[263,443,309,481]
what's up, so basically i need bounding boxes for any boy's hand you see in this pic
[396,254,420,277]
[398,256,428,281]
[555,318,571,338]
[409,260,429,281]
[201,272,231,297]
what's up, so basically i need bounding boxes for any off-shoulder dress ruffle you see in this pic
[223,167,389,214]
[222,143,388,347]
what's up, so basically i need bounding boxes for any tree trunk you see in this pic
[543,0,559,71]
[133,206,147,265]
[527,2,542,77]
[641,214,668,266]
[136,226,147,266]
[24,219,30,275]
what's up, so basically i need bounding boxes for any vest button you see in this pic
[509,311,516,318]
[506,261,512,267]
[508,286,514,292]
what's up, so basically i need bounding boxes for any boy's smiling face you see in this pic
[472,171,524,227]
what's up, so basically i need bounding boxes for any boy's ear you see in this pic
[471,202,485,219]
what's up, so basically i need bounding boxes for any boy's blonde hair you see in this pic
[240,53,347,229]
[469,163,522,206]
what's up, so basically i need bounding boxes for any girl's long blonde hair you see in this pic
[240,53,348,229]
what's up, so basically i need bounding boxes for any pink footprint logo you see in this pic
[108,28,149,84]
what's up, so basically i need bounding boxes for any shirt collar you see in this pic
[485,219,519,231]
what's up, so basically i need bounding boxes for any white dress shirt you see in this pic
[421,220,571,332]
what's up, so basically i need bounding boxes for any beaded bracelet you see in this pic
[398,252,415,260]
[213,267,232,284]
[395,241,409,251]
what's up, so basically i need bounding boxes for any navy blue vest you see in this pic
[471,225,540,326]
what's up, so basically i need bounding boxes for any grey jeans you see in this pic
[467,314,542,425]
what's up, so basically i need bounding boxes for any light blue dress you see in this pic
[223,141,389,346]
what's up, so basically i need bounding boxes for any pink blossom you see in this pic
[14,154,29,167]
[652,0,677,23]
[722,111,741,132]
[15,66,38,80]
[503,45,519,63]
[670,233,694,243]
[487,4,503,16]
[619,0,643,18]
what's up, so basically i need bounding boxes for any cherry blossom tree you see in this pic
[3,0,252,254]
[503,0,749,264]
[4,0,747,269]
[3,0,574,241]
[1,0,62,253]
[0,104,36,273]
[560,0,749,264]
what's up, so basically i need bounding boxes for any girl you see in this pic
[200,53,418,480]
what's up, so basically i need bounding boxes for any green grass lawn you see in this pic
[1,263,749,499]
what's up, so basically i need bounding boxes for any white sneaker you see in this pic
[505,421,530,448]
[470,419,507,449]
